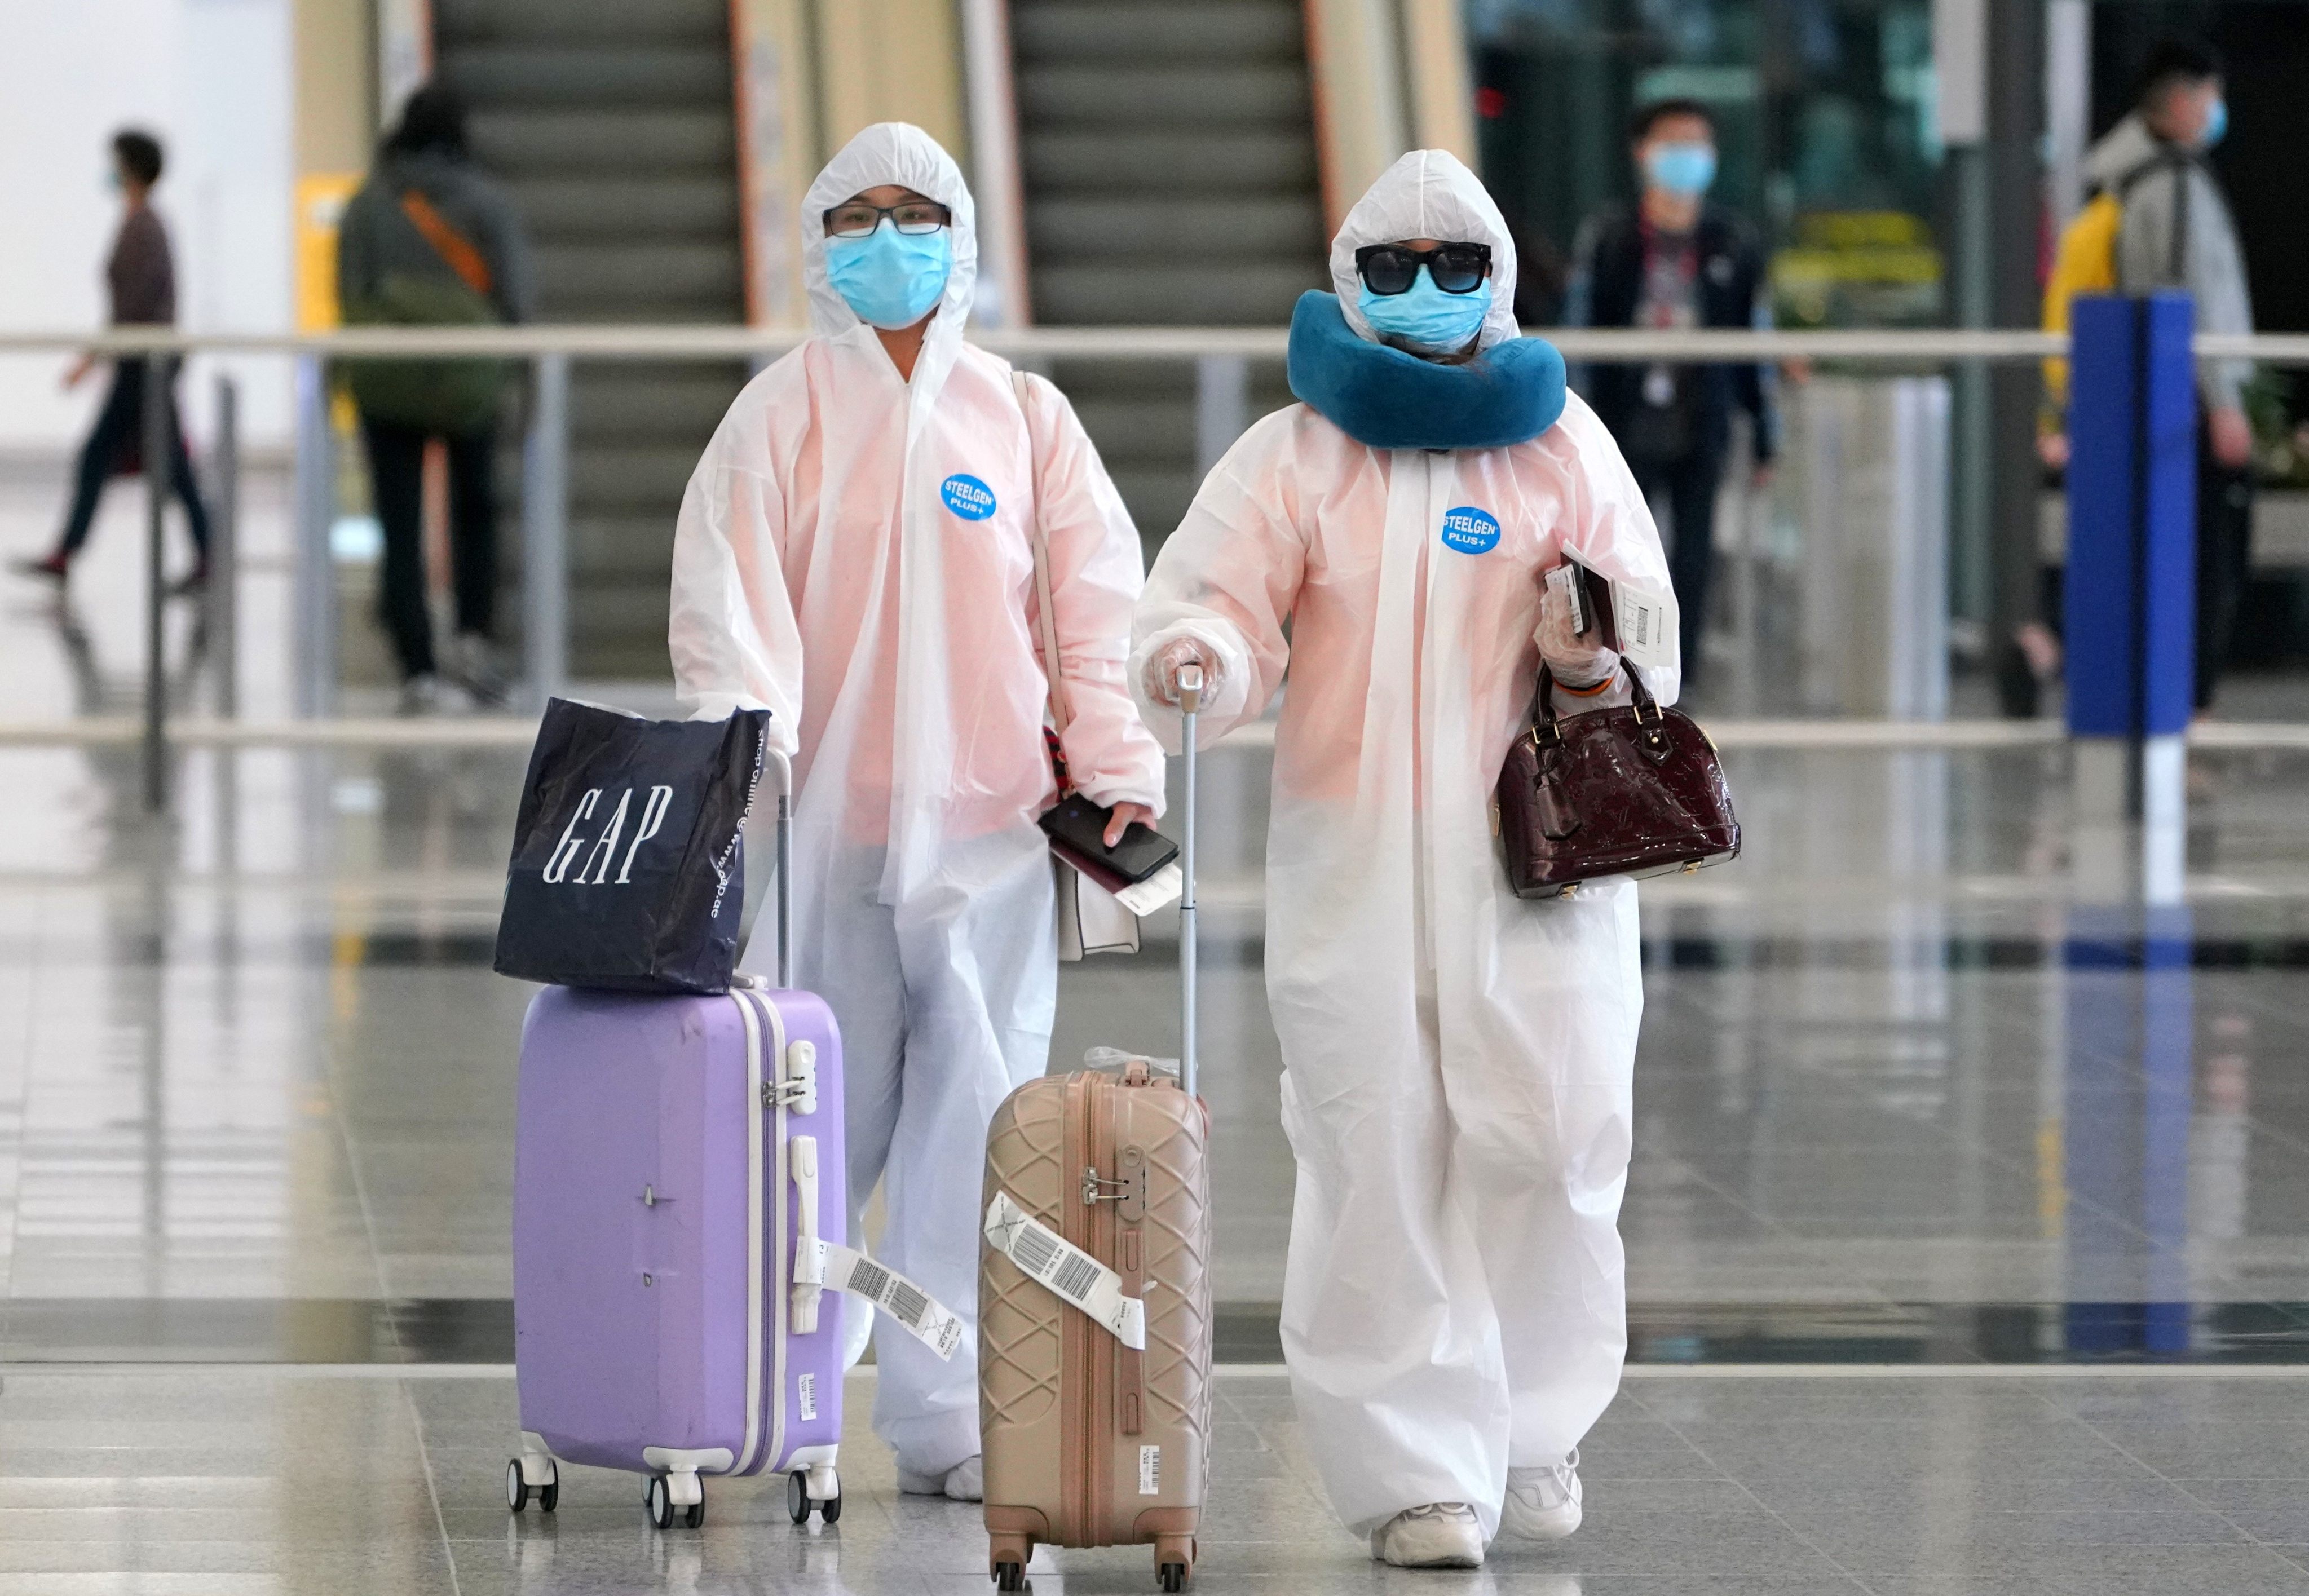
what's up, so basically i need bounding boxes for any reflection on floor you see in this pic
[14,1367,2309,1594]
[12,460,2309,1588]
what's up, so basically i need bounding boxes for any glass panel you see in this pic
[1469,0,1945,327]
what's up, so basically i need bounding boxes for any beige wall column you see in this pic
[1398,0,1475,165]
[1303,0,1479,232]
[291,0,372,330]
[733,0,825,327]
[813,0,968,156]
[1304,0,1409,235]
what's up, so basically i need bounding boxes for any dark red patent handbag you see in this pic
[1494,657,1740,899]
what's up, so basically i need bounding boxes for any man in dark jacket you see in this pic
[1566,100,1776,687]
[15,130,212,591]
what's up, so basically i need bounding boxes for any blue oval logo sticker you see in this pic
[1440,505,1501,555]
[940,473,997,521]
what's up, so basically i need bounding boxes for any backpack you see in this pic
[340,188,514,435]
[2041,149,2197,410]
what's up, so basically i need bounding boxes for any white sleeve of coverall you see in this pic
[1130,416,1306,754]
[1549,395,1681,709]
[1018,373,1168,816]
[668,391,804,758]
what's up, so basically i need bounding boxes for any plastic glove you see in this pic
[1535,581,1615,690]
[1143,636,1222,707]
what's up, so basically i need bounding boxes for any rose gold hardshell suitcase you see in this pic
[980,667,1217,1593]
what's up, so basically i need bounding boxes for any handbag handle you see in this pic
[1531,654,1663,747]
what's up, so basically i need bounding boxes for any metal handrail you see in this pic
[7,325,2309,362]
[28,319,2309,814]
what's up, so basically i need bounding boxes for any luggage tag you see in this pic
[797,1239,964,1360]
[1114,861,1182,917]
[983,1190,1147,1350]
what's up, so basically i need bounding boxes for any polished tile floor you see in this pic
[8,462,2309,1589]
[19,1368,2309,1593]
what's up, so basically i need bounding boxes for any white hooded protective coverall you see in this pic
[1130,151,1675,1539]
[670,123,1164,1474]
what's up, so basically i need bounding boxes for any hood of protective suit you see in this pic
[802,122,978,346]
[1329,149,1522,355]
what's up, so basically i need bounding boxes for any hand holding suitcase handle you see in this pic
[1176,665,1202,1100]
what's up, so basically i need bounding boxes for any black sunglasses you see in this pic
[1354,242,1492,296]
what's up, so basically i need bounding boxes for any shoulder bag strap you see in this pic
[399,188,494,297]
[1013,370,1075,738]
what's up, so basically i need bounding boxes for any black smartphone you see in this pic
[1037,794,1179,886]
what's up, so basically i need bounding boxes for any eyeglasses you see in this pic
[1354,242,1492,296]
[823,200,951,238]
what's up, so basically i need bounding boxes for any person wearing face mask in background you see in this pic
[1565,99,1774,693]
[668,123,1164,1504]
[1135,150,1673,1570]
[2040,38,2257,714]
[15,130,213,591]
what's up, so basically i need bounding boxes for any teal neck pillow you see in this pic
[1286,290,1566,452]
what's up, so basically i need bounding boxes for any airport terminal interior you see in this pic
[8,0,2309,1592]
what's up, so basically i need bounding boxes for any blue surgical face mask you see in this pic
[1644,142,1717,198]
[1357,269,1491,357]
[2202,96,2228,149]
[824,219,952,330]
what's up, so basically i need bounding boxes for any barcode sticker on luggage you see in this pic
[886,1279,930,1328]
[1010,1222,1059,1277]
[1139,1445,1160,1496]
[798,1371,817,1422]
[982,1190,1147,1350]
[1050,1253,1102,1302]
[814,1241,963,1361]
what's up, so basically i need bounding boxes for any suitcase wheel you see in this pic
[994,1562,1027,1593]
[787,1467,840,1525]
[644,1471,707,1531]
[1155,1532,1194,1590]
[505,1456,558,1515]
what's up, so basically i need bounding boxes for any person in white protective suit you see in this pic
[1132,150,1674,1569]
[669,123,1165,1501]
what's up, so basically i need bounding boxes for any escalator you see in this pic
[1012,0,1328,546]
[434,0,746,678]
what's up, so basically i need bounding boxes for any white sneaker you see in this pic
[399,672,457,717]
[1500,1451,1583,1541]
[943,1454,983,1502]
[1370,1502,1485,1568]
[445,631,509,708]
[895,1455,983,1502]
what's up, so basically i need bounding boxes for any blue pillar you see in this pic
[2064,291,2197,741]
[2060,293,2201,1359]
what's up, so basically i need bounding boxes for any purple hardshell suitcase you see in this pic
[507,749,851,1529]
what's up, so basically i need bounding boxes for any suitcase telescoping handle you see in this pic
[765,748,795,991]
[1176,664,1203,1100]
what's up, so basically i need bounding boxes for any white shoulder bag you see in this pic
[1013,370,1143,961]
